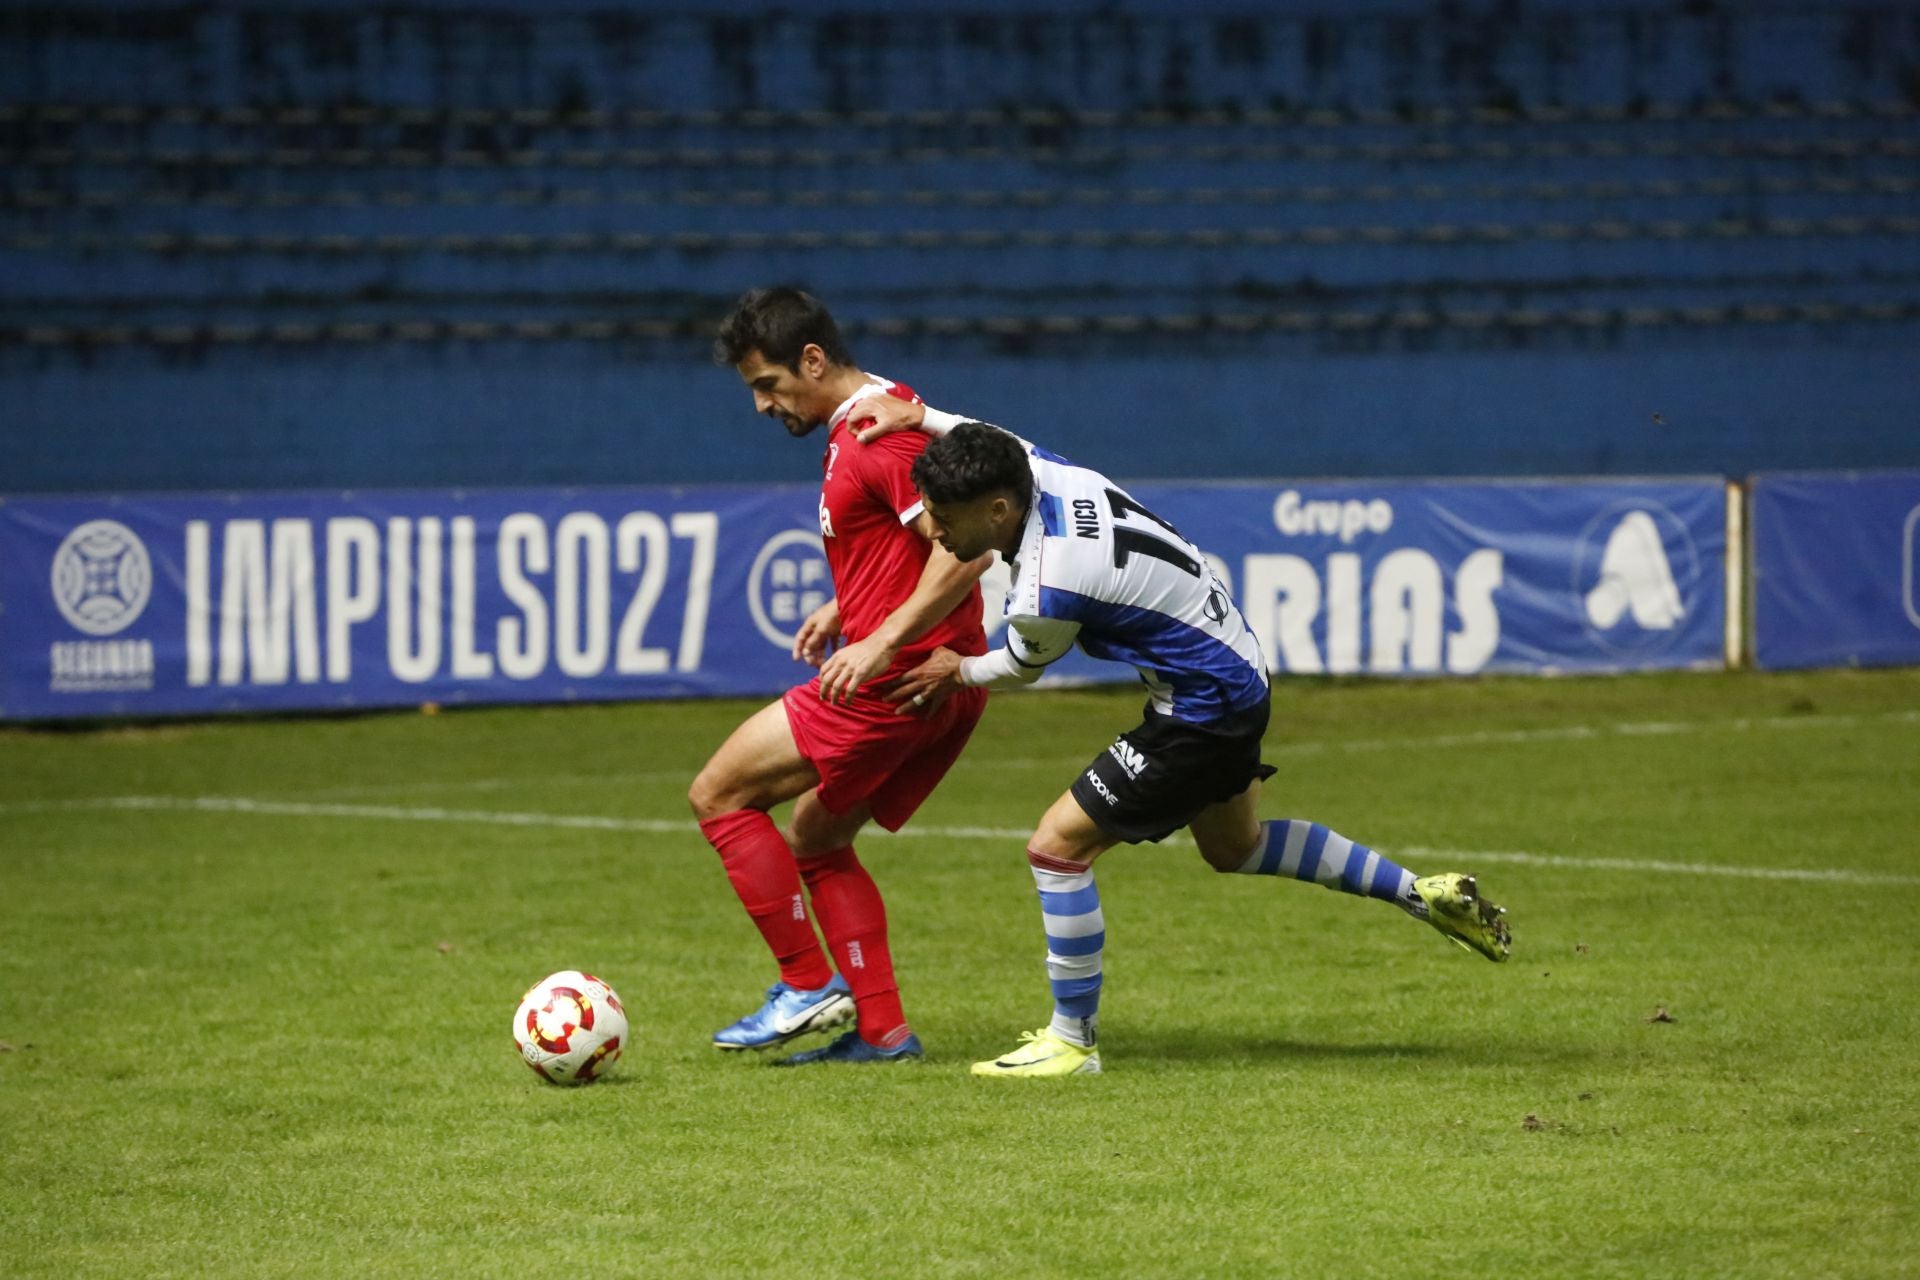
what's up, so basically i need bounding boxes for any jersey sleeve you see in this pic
[1007,613,1079,667]
[959,614,1080,689]
[852,429,933,527]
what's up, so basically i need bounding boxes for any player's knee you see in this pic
[1200,844,1241,873]
[1195,832,1256,873]
[1026,844,1095,873]
[787,815,858,860]
[687,766,737,822]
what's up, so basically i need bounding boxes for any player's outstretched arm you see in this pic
[815,541,992,705]
[886,615,1079,711]
[852,396,993,444]
[851,394,929,443]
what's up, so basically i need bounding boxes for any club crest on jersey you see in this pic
[1107,739,1148,779]
[818,497,836,539]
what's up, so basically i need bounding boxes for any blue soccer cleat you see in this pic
[711,974,855,1051]
[773,1029,925,1067]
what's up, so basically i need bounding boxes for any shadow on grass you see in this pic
[1114,1029,1443,1063]
[1111,1027,1592,1068]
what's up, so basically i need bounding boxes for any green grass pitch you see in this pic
[3,669,1917,1278]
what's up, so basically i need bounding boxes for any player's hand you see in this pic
[882,646,966,716]
[792,598,843,667]
[851,395,926,444]
[816,634,897,705]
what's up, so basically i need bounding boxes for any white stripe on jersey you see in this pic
[1003,448,1269,724]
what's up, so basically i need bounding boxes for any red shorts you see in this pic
[783,677,989,832]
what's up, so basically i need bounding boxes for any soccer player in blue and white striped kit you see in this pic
[856,402,1512,1077]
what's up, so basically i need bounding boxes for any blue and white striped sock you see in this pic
[1029,852,1104,1048]
[1233,820,1425,917]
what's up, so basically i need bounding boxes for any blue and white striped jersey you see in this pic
[991,446,1270,726]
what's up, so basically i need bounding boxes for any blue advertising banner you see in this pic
[1751,471,1920,671]
[0,476,1727,721]
[1127,477,1727,679]
[1,487,822,720]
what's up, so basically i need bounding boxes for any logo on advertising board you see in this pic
[48,519,156,692]
[748,530,831,648]
[1572,502,1699,656]
[1905,504,1920,632]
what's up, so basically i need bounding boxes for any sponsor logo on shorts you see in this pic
[1084,768,1120,806]
[1107,740,1148,780]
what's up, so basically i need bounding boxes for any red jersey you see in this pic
[818,378,987,674]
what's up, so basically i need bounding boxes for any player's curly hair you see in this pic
[910,422,1032,506]
[712,287,855,370]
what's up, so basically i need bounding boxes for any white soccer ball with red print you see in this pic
[512,970,628,1085]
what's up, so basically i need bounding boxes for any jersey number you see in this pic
[1105,489,1200,577]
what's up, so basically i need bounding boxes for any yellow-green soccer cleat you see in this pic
[1413,873,1511,962]
[970,1028,1102,1078]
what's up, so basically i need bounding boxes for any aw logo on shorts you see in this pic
[1571,501,1700,656]
[747,529,831,649]
[50,519,153,636]
[1107,739,1149,780]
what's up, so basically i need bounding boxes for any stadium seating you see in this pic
[2,2,1916,488]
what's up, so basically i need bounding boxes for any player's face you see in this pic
[922,493,1010,561]
[735,347,832,438]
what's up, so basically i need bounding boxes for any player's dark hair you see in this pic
[712,287,855,370]
[911,422,1032,506]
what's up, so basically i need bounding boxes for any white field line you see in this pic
[10,793,1920,887]
[280,706,1920,800]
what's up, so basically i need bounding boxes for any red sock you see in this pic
[699,810,834,991]
[800,846,908,1046]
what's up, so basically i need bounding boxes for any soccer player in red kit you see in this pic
[688,287,991,1065]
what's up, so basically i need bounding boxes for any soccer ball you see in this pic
[512,970,628,1085]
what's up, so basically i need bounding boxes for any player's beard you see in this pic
[778,411,819,438]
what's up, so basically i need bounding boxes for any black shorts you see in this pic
[1069,697,1279,844]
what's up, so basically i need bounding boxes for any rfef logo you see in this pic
[748,529,830,649]
[50,519,152,636]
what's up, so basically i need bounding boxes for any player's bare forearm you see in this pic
[815,545,990,704]
[870,541,991,652]
[883,646,968,713]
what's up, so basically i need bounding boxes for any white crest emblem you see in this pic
[50,519,152,636]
